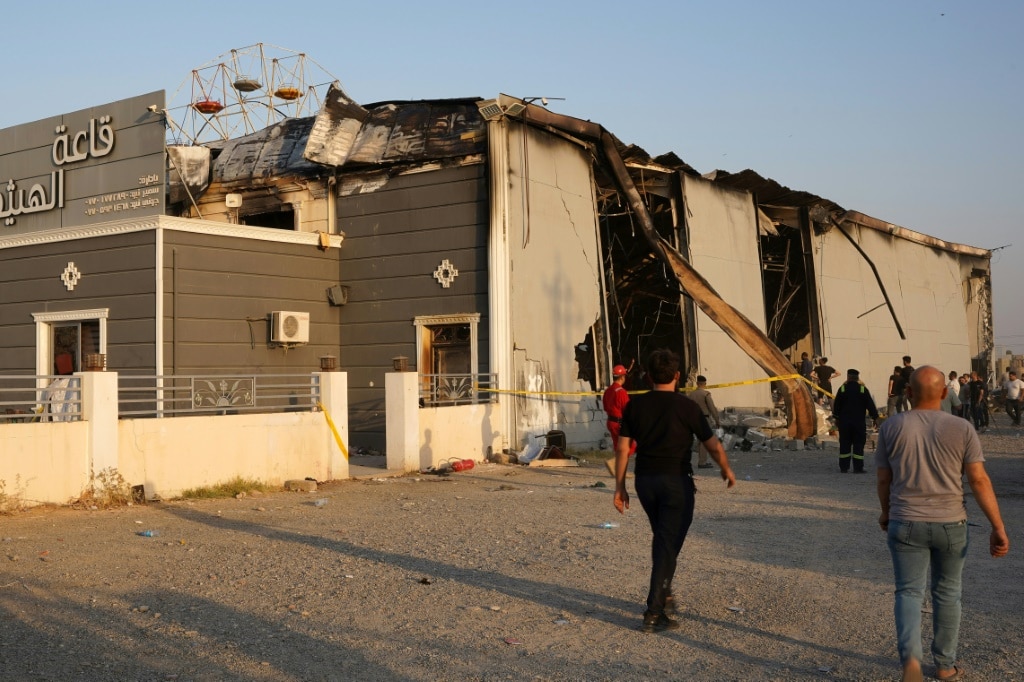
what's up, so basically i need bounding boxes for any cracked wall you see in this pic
[504,123,605,448]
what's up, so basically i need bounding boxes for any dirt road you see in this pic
[1,426,1021,681]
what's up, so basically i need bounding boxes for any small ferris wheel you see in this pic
[164,43,340,145]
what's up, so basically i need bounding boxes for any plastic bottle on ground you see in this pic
[137,530,160,537]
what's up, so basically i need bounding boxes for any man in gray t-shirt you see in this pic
[875,366,1008,682]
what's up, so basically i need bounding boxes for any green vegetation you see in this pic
[179,476,276,499]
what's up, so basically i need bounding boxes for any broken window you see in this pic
[758,210,818,359]
[598,189,691,382]
[242,207,295,230]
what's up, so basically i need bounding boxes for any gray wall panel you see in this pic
[163,231,343,375]
[0,231,157,373]
[337,163,489,449]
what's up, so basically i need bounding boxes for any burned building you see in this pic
[0,72,992,454]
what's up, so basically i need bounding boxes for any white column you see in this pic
[316,371,349,481]
[486,118,514,451]
[79,371,119,476]
[385,371,420,472]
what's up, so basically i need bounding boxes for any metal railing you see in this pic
[118,374,321,417]
[0,375,83,423]
[418,373,498,407]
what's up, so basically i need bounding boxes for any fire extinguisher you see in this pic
[449,458,475,472]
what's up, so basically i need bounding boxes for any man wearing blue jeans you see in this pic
[876,366,1009,682]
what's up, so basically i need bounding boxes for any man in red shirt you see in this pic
[604,363,636,475]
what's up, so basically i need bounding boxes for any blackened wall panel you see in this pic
[337,163,489,449]
[162,231,343,375]
[0,231,156,374]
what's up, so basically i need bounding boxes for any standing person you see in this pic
[876,366,1009,682]
[940,382,961,415]
[945,372,961,416]
[612,349,736,632]
[888,365,906,416]
[898,356,915,412]
[969,372,987,431]
[800,352,815,384]
[813,357,839,405]
[689,375,721,469]
[958,375,972,421]
[832,369,879,473]
[1004,370,1024,426]
[603,362,636,475]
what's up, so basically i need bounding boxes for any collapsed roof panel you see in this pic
[212,117,322,186]
[304,83,487,168]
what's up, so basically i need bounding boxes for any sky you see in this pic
[3,1,1022,351]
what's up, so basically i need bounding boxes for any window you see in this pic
[32,309,108,376]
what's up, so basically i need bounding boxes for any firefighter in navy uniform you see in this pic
[832,369,879,473]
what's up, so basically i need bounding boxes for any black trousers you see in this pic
[1007,398,1021,425]
[837,420,867,472]
[635,473,695,615]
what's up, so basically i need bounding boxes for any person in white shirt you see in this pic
[1003,370,1024,426]
[946,371,961,416]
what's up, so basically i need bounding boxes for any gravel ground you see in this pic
[1,419,1021,682]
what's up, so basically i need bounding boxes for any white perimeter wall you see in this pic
[683,175,772,409]
[0,371,349,507]
[117,412,334,499]
[0,421,90,505]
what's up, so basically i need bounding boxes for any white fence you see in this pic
[1,370,508,508]
[0,371,348,507]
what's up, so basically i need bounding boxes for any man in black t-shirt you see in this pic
[813,357,838,404]
[969,371,988,430]
[898,356,915,412]
[612,349,736,633]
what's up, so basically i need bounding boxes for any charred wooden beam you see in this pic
[598,131,815,439]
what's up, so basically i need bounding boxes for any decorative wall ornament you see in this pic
[433,258,459,288]
[192,378,254,410]
[61,262,81,291]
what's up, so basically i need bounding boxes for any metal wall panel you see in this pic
[811,225,973,403]
[161,230,343,375]
[0,231,156,373]
[504,124,605,446]
[682,175,772,409]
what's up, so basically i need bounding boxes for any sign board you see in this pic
[0,90,166,234]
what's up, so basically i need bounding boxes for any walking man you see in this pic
[689,375,721,469]
[832,369,879,473]
[887,365,906,416]
[876,366,1009,682]
[968,371,987,430]
[603,362,636,475]
[1003,370,1023,426]
[612,349,735,632]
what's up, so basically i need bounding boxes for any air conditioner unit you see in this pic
[271,311,310,344]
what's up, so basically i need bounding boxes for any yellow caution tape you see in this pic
[476,372,835,399]
[317,401,349,460]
